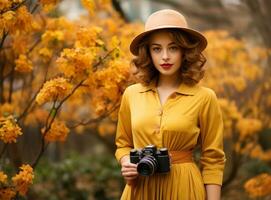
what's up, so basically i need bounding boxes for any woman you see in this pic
[115,9,226,200]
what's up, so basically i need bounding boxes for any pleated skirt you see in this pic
[120,163,206,200]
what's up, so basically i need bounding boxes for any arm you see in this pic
[115,88,133,162]
[115,88,138,184]
[199,89,226,200]
[205,184,221,200]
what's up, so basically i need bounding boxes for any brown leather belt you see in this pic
[169,150,193,164]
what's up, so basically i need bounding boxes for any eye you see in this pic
[151,47,161,52]
[169,46,179,51]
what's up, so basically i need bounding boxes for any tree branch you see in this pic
[8,64,15,103]
[0,30,9,50]
[0,52,5,103]
[112,0,129,22]
[69,100,120,129]
[0,144,8,159]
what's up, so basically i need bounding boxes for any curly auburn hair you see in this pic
[131,29,207,86]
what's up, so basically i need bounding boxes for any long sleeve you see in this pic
[115,87,133,163]
[199,89,226,185]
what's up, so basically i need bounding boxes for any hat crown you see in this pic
[129,9,207,55]
[145,9,188,31]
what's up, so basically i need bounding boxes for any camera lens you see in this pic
[137,156,158,176]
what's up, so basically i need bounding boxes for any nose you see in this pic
[162,49,169,61]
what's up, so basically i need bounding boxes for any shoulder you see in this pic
[198,86,216,96]
[197,86,218,103]
[124,83,145,94]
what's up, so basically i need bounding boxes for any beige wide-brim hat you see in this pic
[130,9,208,56]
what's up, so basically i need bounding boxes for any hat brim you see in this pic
[130,26,207,56]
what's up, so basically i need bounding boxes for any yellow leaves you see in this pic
[2,11,15,21]
[103,18,119,34]
[218,98,241,138]
[242,63,262,81]
[11,34,31,55]
[42,120,69,142]
[15,6,33,32]
[57,47,97,79]
[233,77,246,92]
[109,36,121,59]
[98,120,116,136]
[75,26,103,48]
[223,76,247,92]
[244,173,271,198]
[0,188,16,200]
[203,30,266,95]
[0,164,34,200]
[13,0,24,3]
[81,0,95,16]
[36,77,72,105]
[0,10,16,31]
[38,47,53,61]
[98,0,111,6]
[41,30,64,47]
[0,5,34,34]
[267,95,271,107]
[235,142,271,161]
[0,103,16,117]
[0,164,33,199]
[252,47,270,60]
[46,17,76,42]
[0,115,22,143]
[0,6,33,34]
[15,54,33,73]
[89,58,130,115]
[12,164,34,196]
[0,171,8,184]
[39,0,59,12]
[38,19,76,61]
[0,0,12,11]
[24,108,48,126]
[109,36,120,49]
[236,118,262,141]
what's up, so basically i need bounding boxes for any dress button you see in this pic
[170,93,177,98]
[158,109,163,116]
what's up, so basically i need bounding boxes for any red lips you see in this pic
[160,63,173,69]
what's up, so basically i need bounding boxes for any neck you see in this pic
[157,74,182,89]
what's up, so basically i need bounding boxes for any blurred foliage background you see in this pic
[0,0,271,199]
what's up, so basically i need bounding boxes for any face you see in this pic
[148,30,183,78]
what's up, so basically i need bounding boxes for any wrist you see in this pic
[120,155,130,165]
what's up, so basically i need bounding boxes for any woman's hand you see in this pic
[120,155,138,185]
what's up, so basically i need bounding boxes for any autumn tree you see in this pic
[0,0,141,198]
[203,31,271,198]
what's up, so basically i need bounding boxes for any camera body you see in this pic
[130,145,170,176]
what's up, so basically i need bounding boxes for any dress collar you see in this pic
[139,79,198,96]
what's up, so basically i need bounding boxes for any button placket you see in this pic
[156,107,164,134]
[158,108,163,116]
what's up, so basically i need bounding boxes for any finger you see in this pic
[122,171,138,177]
[122,163,137,168]
[121,167,138,173]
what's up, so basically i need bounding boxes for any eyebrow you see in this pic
[150,42,177,46]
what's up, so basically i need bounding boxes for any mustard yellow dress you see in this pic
[115,82,226,200]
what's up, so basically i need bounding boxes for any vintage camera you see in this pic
[130,145,170,176]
